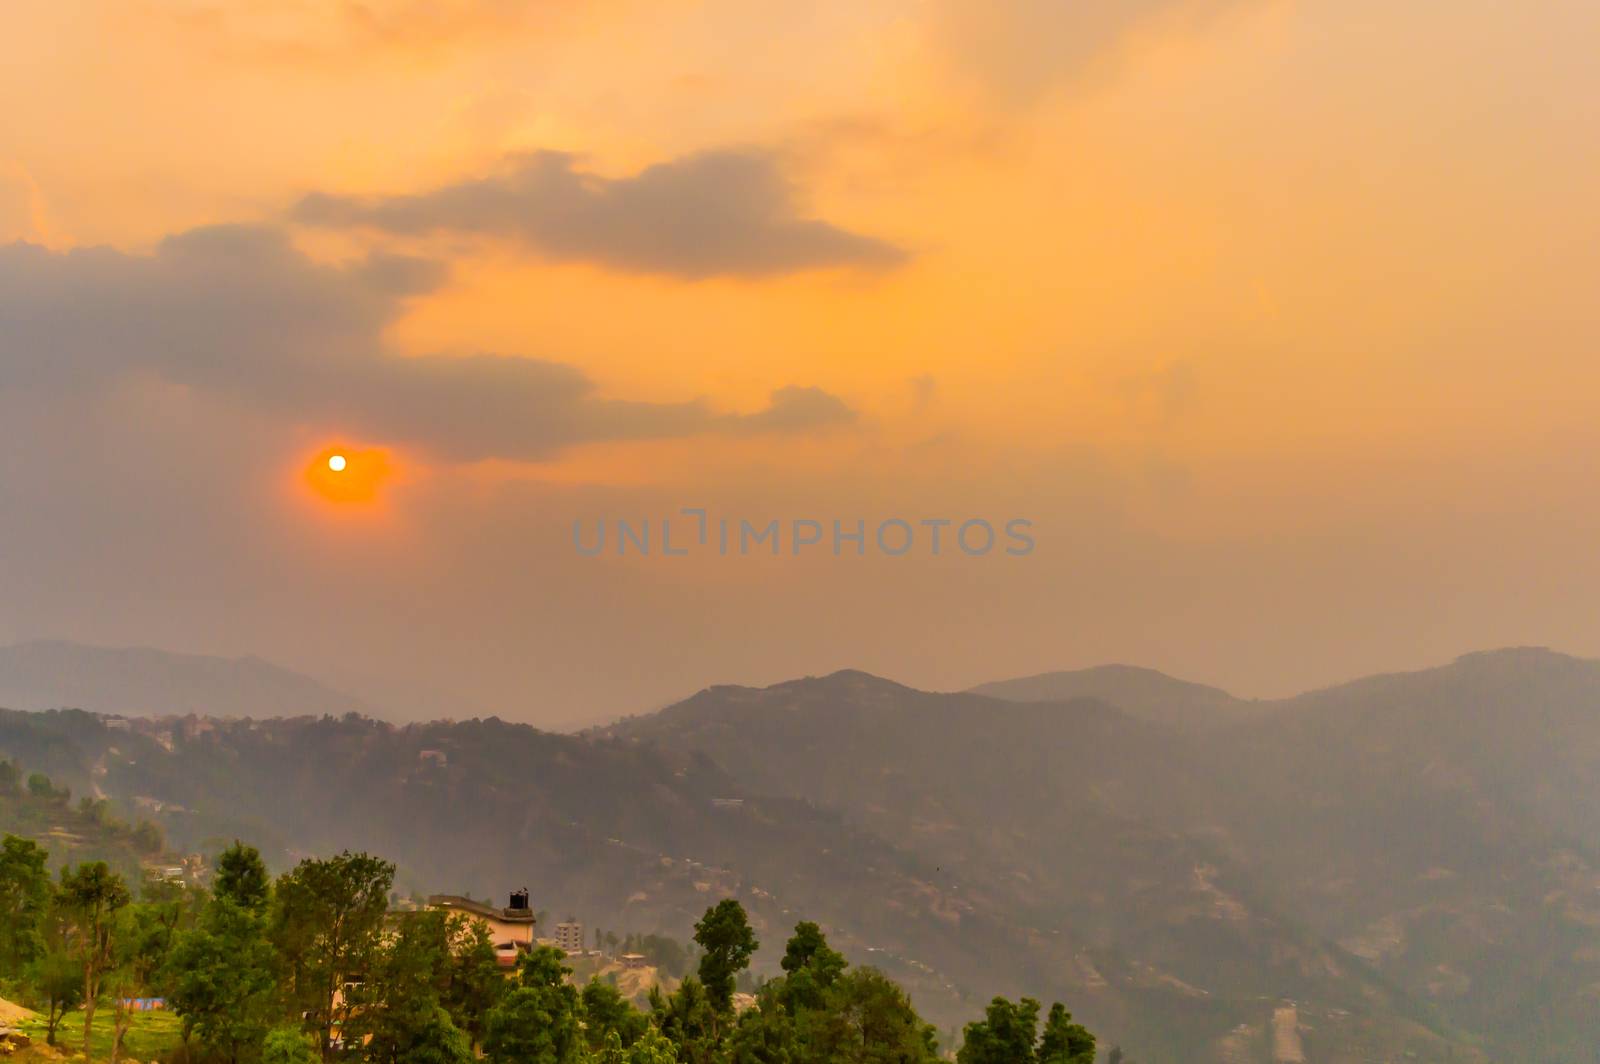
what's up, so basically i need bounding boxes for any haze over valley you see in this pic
[5,643,1597,1060]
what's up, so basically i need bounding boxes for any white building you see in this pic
[555,920,585,955]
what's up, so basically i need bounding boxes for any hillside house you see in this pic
[427,890,538,969]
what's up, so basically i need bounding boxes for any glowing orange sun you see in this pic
[303,445,392,505]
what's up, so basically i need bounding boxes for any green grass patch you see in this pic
[17,1006,184,1061]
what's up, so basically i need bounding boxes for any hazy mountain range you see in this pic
[0,640,368,719]
[966,663,1265,729]
[3,643,1599,1061]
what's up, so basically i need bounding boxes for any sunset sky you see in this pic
[3,0,1598,725]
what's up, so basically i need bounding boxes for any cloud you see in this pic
[728,385,856,434]
[0,225,855,460]
[932,0,1250,102]
[139,0,564,66]
[294,149,907,279]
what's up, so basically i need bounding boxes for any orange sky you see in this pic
[2,0,1598,724]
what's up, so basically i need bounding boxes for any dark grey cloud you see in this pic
[0,225,854,460]
[294,149,907,279]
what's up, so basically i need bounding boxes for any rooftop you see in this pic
[426,894,537,924]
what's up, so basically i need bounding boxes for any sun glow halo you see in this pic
[303,445,392,505]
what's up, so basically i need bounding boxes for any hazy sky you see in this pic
[3,0,1598,726]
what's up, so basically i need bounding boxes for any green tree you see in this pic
[131,820,165,855]
[1037,1003,1095,1064]
[133,871,205,984]
[807,968,938,1064]
[957,996,1040,1064]
[639,933,692,979]
[777,922,845,1014]
[109,897,194,1062]
[779,923,844,982]
[78,797,114,825]
[441,914,505,1049]
[399,1008,475,1064]
[482,949,584,1064]
[653,978,721,1064]
[519,943,574,989]
[627,1028,680,1064]
[950,996,1097,1064]
[262,1026,321,1064]
[215,841,271,912]
[27,773,64,802]
[597,1029,628,1064]
[694,899,758,1015]
[105,932,140,1063]
[58,861,132,1061]
[0,834,52,974]
[581,978,648,1050]
[727,980,796,1064]
[351,910,477,1064]
[167,896,281,1064]
[27,945,84,1046]
[270,851,395,1059]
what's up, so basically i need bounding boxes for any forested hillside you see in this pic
[0,759,171,881]
[6,648,1600,1059]
[613,652,1600,1061]
[2,832,1093,1064]
[0,708,1063,1047]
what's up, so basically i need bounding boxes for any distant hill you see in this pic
[1194,647,1600,1063]
[7,649,1600,1061]
[968,663,1262,728]
[0,640,367,719]
[610,669,1477,1061]
[611,652,1600,1061]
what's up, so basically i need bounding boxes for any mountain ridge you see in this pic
[605,647,1600,1061]
[0,639,369,720]
[967,662,1255,729]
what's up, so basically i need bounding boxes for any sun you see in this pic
[303,444,392,505]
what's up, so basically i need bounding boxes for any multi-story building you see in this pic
[554,919,585,955]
